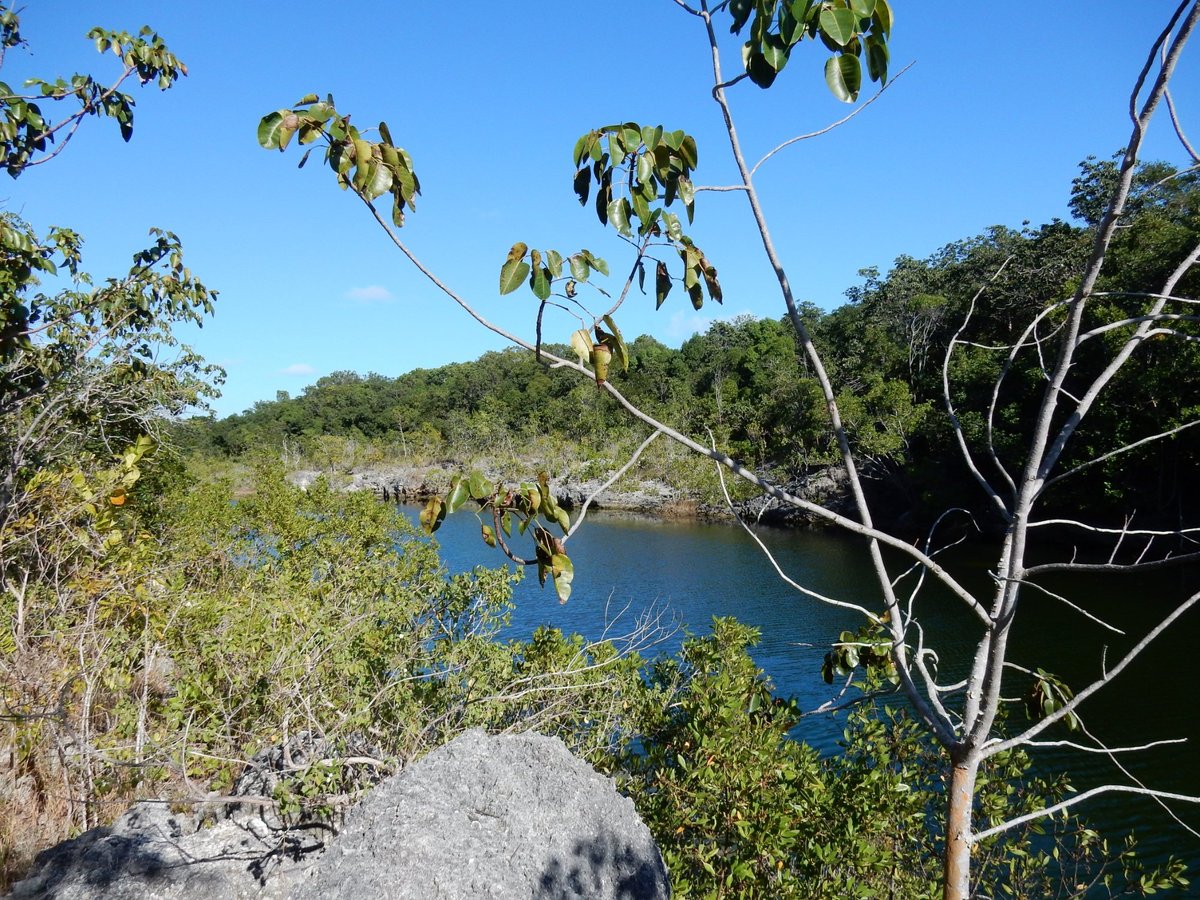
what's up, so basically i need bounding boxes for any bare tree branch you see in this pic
[749,62,914,177]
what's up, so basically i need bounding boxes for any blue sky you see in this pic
[5,2,1198,417]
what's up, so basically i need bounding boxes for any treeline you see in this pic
[186,155,1200,530]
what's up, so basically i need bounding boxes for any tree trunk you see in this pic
[943,753,978,899]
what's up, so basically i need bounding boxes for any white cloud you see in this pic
[664,308,757,341]
[665,311,715,341]
[343,284,394,303]
[279,363,316,376]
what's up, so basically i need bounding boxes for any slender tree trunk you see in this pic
[943,752,978,899]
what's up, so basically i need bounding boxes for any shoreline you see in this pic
[286,462,856,529]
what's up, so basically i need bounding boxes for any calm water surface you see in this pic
[403,504,1200,879]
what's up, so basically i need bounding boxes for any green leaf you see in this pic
[550,552,574,603]
[573,166,590,205]
[680,135,699,170]
[607,131,626,167]
[500,258,530,295]
[446,477,470,513]
[872,0,893,37]
[572,132,592,167]
[866,33,889,83]
[819,7,858,46]
[662,211,683,241]
[530,263,551,301]
[257,111,288,150]
[655,260,672,309]
[419,497,445,534]
[824,54,862,102]
[467,470,493,501]
[545,249,563,279]
[641,124,663,151]
[636,153,654,190]
[607,198,632,237]
[584,250,609,277]
[678,175,696,222]
[632,191,651,230]
[848,0,876,17]
[745,48,779,89]
[761,34,789,73]
[568,253,589,282]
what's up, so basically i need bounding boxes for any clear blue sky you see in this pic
[5,2,1198,417]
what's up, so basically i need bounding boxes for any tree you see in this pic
[0,4,220,873]
[261,2,1200,895]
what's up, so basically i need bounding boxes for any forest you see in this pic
[188,158,1200,534]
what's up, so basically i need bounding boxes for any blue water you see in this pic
[403,504,1200,881]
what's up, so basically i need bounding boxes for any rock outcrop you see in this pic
[8,730,669,900]
[296,729,668,899]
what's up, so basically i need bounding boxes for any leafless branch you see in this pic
[564,431,663,539]
[983,589,1200,757]
[941,260,1017,516]
[749,62,914,177]
[1043,419,1200,491]
[972,784,1200,844]
[710,432,880,621]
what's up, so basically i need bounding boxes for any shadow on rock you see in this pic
[536,826,669,900]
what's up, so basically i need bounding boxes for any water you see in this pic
[403,504,1200,878]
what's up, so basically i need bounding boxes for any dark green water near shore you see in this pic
[403,505,1200,882]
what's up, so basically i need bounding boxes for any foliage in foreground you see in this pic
[2,454,1186,896]
[0,461,657,884]
[624,618,1188,899]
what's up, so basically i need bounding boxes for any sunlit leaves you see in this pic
[499,242,530,295]
[425,470,575,602]
[1024,668,1080,731]
[570,123,723,314]
[574,122,700,235]
[819,7,858,45]
[498,244,608,302]
[0,19,186,177]
[821,624,897,685]
[257,96,420,228]
[824,54,862,103]
[730,0,893,102]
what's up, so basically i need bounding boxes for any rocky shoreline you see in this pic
[287,463,855,528]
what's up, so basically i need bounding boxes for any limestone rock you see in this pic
[8,730,669,900]
[292,729,669,899]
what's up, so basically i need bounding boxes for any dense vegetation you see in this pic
[188,156,1200,533]
[1,4,1194,897]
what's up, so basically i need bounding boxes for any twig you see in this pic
[566,429,662,539]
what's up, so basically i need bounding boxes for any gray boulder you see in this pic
[293,729,669,899]
[8,730,669,900]
[6,800,318,899]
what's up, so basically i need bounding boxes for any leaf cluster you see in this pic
[728,0,893,99]
[258,95,420,228]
